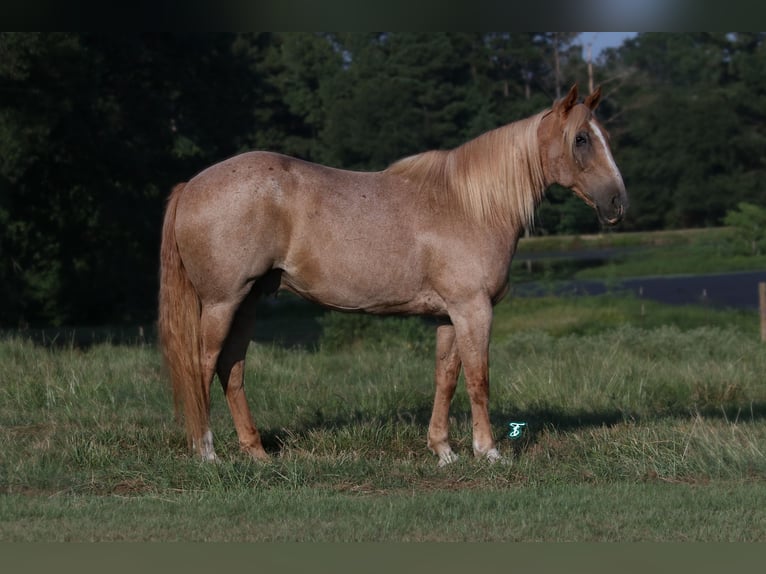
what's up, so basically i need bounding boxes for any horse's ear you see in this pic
[555,84,579,116]
[585,85,602,111]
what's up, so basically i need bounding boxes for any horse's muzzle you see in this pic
[597,190,628,226]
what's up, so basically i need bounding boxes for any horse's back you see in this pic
[173,152,429,307]
[180,150,390,210]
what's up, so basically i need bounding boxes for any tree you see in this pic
[5,32,764,327]
[0,33,287,326]
[605,33,766,230]
[724,202,766,255]
[239,32,343,162]
[321,33,493,170]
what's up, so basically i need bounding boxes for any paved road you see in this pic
[514,270,766,310]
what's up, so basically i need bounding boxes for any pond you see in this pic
[511,249,766,310]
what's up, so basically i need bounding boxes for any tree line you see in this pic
[1,32,765,326]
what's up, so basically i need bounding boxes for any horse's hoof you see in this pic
[198,451,219,463]
[484,448,504,464]
[437,450,459,467]
[246,449,271,463]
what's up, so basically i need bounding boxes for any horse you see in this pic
[158,84,627,466]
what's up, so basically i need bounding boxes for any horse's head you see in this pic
[540,84,628,226]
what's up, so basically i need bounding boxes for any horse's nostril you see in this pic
[611,195,626,218]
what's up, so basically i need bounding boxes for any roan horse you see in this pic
[159,85,627,466]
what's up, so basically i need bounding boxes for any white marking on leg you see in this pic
[437,449,459,468]
[474,439,503,464]
[195,429,218,462]
[484,448,502,463]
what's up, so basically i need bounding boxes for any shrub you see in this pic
[723,202,766,255]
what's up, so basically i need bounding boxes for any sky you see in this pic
[579,32,638,58]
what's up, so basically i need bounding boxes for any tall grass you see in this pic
[1,294,765,540]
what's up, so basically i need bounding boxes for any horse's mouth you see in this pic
[597,202,625,226]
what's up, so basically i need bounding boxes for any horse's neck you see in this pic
[448,116,546,233]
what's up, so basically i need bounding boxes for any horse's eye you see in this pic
[575,132,588,147]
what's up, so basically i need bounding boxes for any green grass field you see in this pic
[2,287,765,541]
[2,227,765,541]
[514,226,766,281]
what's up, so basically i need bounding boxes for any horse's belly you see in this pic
[278,264,447,317]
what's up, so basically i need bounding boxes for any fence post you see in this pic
[760,282,766,343]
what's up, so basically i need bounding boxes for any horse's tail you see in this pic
[158,183,205,452]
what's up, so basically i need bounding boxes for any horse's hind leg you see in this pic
[216,291,269,461]
[196,301,242,461]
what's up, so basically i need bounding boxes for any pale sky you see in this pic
[579,32,637,57]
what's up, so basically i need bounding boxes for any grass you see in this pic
[493,294,758,338]
[516,226,740,254]
[3,483,764,542]
[2,227,765,541]
[514,226,766,281]
[2,290,766,541]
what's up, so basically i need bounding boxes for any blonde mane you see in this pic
[386,110,548,230]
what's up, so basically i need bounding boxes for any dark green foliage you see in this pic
[603,33,766,230]
[2,33,765,326]
[536,185,601,235]
[723,202,766,255]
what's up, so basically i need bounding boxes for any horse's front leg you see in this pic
[450,297,501,463]
[427,323,462,467]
